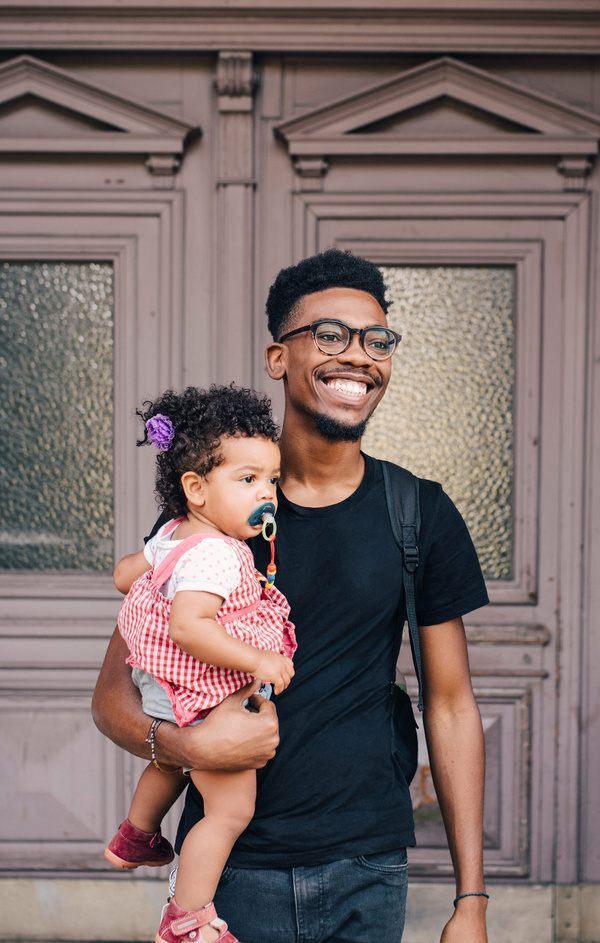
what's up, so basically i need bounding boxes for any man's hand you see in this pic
[251,651,295,694]
[178,680,280,771]
[440,897,488,942]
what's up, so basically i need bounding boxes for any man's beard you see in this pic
[313,412,369,442]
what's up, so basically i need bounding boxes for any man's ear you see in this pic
[265,342,286,380]
[181,471,205,507]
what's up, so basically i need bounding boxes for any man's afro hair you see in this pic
[266,248,389,340]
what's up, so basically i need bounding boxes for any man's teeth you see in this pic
[325,378,368,396]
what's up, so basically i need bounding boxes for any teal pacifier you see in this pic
[248,502,276,528]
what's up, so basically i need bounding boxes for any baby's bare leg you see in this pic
[174,768,256,924]
[129,763,187,833]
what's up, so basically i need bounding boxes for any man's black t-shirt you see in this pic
[175,454,489,867]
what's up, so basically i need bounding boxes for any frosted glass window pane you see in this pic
[0,262,114,571]
[362,266,514,581]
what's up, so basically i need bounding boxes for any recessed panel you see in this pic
[0,688,123,870]
[408,686,531,876]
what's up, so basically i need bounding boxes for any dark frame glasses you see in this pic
[278,319,402,362]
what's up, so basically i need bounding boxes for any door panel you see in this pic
[408,685,532,876]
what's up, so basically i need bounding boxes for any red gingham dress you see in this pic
[118,523,296,727]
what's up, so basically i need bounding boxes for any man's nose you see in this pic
[337,331,371,365]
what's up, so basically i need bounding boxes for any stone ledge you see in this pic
[0,878,599,942]
[0,877,166,942]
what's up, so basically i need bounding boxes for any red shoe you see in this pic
[104,819,174,870]
[156,898,240,943]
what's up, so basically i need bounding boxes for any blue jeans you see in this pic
[211,849,408,943]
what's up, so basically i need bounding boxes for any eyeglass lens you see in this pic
[313,321,398,360]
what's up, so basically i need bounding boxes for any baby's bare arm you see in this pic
[170,590,295,693]
[113,549,150,594]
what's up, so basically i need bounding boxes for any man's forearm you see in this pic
[91,627,224,768]
[423,693,486,892]
[92,628,280,772]
[91,628,152,758]
[418,618,488,942]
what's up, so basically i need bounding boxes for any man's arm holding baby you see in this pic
[92,628,280,771]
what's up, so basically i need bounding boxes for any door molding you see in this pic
[1,3,600,56]
[275,57,600,192]
[0,56,199,185]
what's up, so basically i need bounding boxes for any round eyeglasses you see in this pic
[278,319,402,362]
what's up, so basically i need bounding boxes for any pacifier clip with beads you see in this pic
[248,501,278,589]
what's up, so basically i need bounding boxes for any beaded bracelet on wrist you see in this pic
[145,718,182,773]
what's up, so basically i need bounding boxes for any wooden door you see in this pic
[294,196,588,882]
[0,193,186,872]
[257,54,598,886]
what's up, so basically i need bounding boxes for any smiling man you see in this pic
[93,249,489,943]
[272,288,393,440]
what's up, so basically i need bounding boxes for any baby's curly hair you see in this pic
[266,248,390,340]
[137,385,279,518]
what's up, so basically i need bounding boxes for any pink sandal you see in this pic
[156,899,240,943]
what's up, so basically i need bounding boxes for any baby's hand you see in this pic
[252,651,295,695]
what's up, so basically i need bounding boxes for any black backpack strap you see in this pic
[380,460,424,712]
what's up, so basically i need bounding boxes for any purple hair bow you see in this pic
[146,414,175,451]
